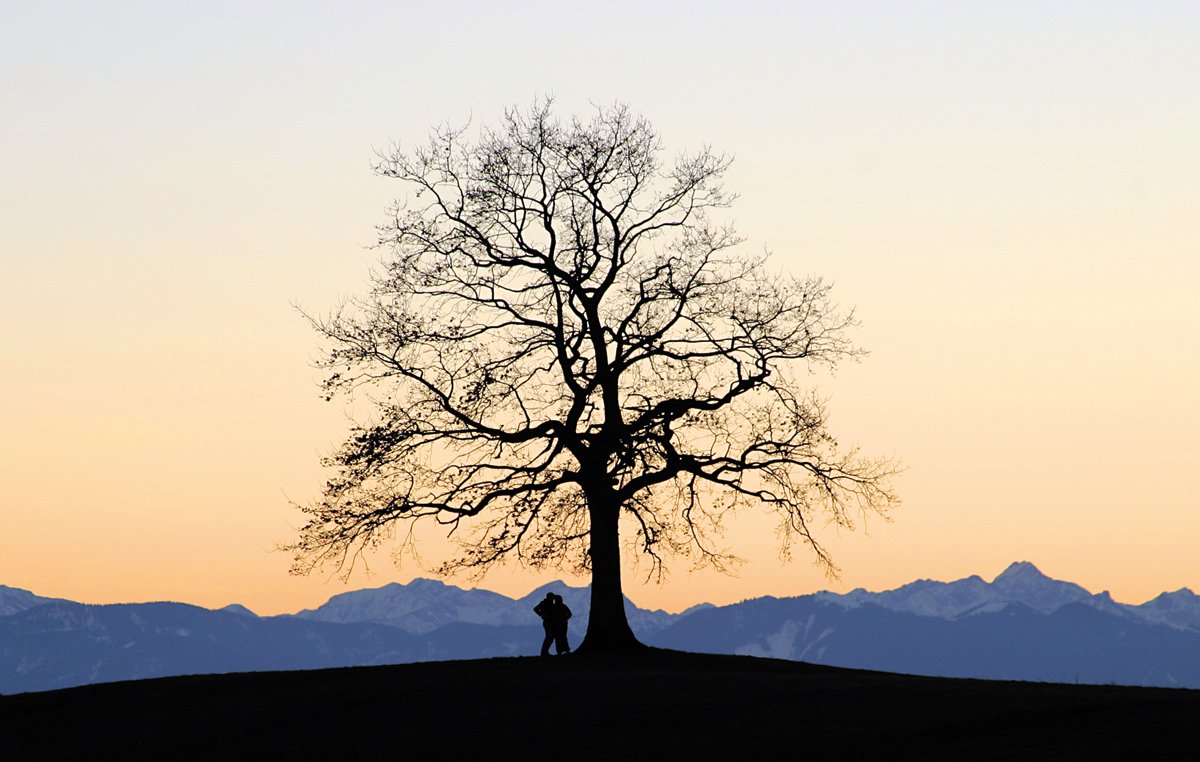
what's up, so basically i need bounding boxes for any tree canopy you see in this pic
[289,101,897,651]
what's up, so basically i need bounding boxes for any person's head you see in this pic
[551,594,562,603]
[545,592,555,601]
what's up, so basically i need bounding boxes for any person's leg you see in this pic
[541,627,554,657]
[555,626,570,654]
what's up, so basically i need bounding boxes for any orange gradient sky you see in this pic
[3,2,1198,615]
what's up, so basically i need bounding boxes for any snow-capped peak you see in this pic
[1135,588,1200,632]
[992,561,1046,584]
[810,562,1098,620]
[990,561,1091,611]
[0,585,67,617]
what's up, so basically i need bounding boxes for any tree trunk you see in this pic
[577,493,642,654]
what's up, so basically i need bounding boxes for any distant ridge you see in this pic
[0,585,67,617]
[293,577,677,635]
[646,561,1200,688]
[4,563,1200,695]
[218,603,259,618]
[813,560,1093,618]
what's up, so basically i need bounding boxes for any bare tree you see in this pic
[288,101,897,653]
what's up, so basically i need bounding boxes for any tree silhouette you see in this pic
[289,101,897,652]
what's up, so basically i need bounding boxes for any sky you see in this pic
[2,1,1198,616]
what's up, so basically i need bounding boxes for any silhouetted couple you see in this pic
[534,592,572,656]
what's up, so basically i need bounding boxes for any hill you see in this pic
[1,651,1197,760]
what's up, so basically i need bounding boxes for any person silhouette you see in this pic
[534,592,572,656]
[534,592,557,656]
[550,593,572,655]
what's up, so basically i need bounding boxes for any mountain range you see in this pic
[3,563,1198,695]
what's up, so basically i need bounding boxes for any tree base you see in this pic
[573,630,647,657]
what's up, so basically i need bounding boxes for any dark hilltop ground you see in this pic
[3,650,1198,760]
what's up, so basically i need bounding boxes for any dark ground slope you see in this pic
[2,650,1198,760]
